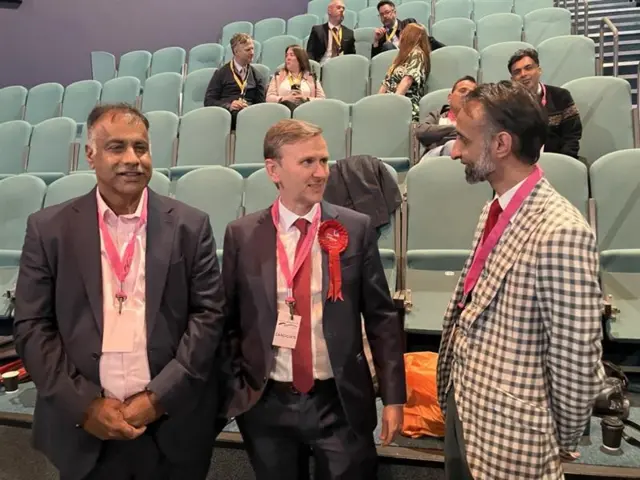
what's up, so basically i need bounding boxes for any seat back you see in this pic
[234,103,292,165]
[43,173,97,208]
[188,43,224,73]
[118,50,152,86]
[254,18,287,43]
[148,170,171,196]
[174,167,244,248]
[370,50,397,95]
[514,0,554,16]
[0,121,31,175]
[176,107,231,168]
[538,152,589,219]
[62,80,102,124]
[435,0,472,20]
[0,86,28,124]
[150,47,186,76]
[100,76,141,106]
[345,0,368,12]
[357,6,381,28]
[27,117,76,175]
[523,7,571,47]
[480,41,532,83]
[287,14,321,40]
[427,46,479,91]
[244,168,279,215]
[563,76,634,165]
[538,35,596,87]
[91,51,117,84]
[221,21,254,46]
[183,68,216,114]
[261,35,302,72]
[146,111,179,170]
[476,13,523,51]
[308,0,332,19]
[140,72,182,115]
[419,89,450,123]
[0,175,47,250]
[322,54,370,104]
[432,18,476,48]
[355,27,376,59]
[473,0,514,20]
[293,99,350,160]
[397,1,431,25]
[24,82,64,125]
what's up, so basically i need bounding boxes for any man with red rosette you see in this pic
[219,119,406,480]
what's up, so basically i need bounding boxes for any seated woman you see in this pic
[378,23,431,121]
[267,45,326,112]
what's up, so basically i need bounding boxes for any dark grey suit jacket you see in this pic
[220,201,406,436]
[13,188,226,480]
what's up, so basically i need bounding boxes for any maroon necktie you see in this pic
[292,218,314,393]
[482,200,503,243]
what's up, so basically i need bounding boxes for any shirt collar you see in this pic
[495,178,526,211]
[97,187,147,222]
[537,83,543,95]
[233,59,246,74]
[279,200,319,232]
[328,21,341,31]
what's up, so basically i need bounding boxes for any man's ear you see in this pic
[85,144,96,170]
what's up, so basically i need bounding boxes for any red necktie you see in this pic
[482,200,503,243]
[292,218,314,393]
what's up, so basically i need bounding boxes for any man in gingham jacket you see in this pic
[437,81,606,480]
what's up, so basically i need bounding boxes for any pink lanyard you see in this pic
[98,191,148,311]
[271,200,321,309]
[459,165,543,307]
[540,83,547,106]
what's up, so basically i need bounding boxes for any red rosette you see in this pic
[318,220,349,301]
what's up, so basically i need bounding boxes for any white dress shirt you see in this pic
[270,201,333,382]
[492,177,527,224]
[321,22,341,65]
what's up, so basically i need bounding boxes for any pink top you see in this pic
[267,70,326,103]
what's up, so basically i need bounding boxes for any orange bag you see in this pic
[402,351,445,438]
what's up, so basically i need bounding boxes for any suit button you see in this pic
[91,353,100,360]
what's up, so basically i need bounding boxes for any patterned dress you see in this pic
[382,47,428,121]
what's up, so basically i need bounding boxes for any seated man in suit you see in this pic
[14,103,226,480]
[508,48,582,159]
[220,119,406,480]
[372,0,444,57]
[205,33,266,129]
[306,0,356,64]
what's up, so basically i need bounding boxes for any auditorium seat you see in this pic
[183,68,216,114]
[61,80,102,131]
[435,0,472,20]
[188,43,224,73]
[476,13,523,51]
[538,35,596,87]
[254,18,287,44]
[357,6,381,28]
[480,40,533,83]
[523,7,572,47]
[140,72,182,115]
[0,86,27,124]
[513,0,553,16]
[354,27,376,59]
[232,103,291,177]
[221,21,254,46]
[43,173,97,208]
[396,1,430,26]
[322,54,370,104]
[91,51,117,85]
[100,76,141,107]
[148,169,171,195]
[345,0,368,13]
[307,0,332,20]
[252,63,272,87]
[563,76,635,166]
[370,50,397,95]
[260,35,302,72]
[145,111,179,173]
[244,167,277,216]
[0,174,47,267]
[170,107,231,179]
[432,18,476,49]
[118,50,152,87]
[293,99,349,160]
[351,94,412,172]
[174,166,244,258]
[287,14,320,40]
[473,0,514,21]
[403,156,492,333]
[419,89,450,123]
[0,121,31,179]
[590,149,640,341]
[150,46,187,77]
[538,152,589,219]
[24,82,64,125]
[378,162,400,290]
[427,46,479,92]
[26,117,76,184]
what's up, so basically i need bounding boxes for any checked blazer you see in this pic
[436,177,606,480]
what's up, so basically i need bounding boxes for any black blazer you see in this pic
[204,62,266,110]
[14,189,226,480]
[306,23,356,62]
[372,18,445,57]
[220,202,406,436]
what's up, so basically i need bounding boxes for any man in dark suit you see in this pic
[372,0,444,57]
[220,119,406,480]
[14,104,226,480]
[306,0,356,64]
[204,32,266,129]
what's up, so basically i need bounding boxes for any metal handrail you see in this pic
[571,0,589,35]
[635,62,640,147]
[429,0,435,31]
[598,17,619,76]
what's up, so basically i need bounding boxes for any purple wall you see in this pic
[0,0,307,88]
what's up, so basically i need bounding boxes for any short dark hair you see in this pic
[452,75,477,91]
[377,0,395,10]
[507,48,540,74]
[87,103,149,134]
[464,81,547,165]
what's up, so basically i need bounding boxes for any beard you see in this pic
[465,141,496,184]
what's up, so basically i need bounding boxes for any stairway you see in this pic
[569,0,640,105]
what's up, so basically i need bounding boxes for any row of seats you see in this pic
[1,149,639,340]
[0,73,635,183]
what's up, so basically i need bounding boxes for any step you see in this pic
[584,21,640,34]
[574,6,640,14]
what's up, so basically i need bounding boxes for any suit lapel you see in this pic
[72,189,104,336]
[468,180,552,323]
[144,190,176,339]
[257,208,278,345]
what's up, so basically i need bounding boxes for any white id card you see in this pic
[102,310,136,353]
[272,311,301,349]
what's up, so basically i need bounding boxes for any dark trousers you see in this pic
[236,379,377,480]
[444,388,474,480]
